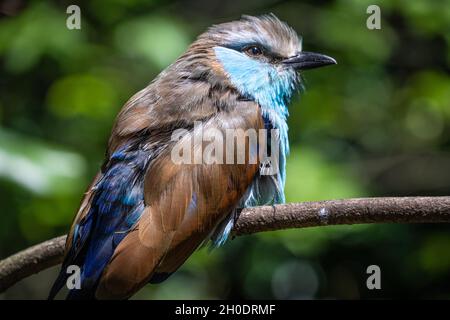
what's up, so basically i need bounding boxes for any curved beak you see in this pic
[282,51,337,70]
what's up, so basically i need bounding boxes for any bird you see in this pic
[49,13,336,300]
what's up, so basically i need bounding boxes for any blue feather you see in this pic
[210,46,298,246]
[51,142,152,299]
[214,46,296,205]
[187,192,198,214]
[212,216,234,247]
[81,148,149,286]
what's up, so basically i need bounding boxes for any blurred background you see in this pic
[0,0,449,299]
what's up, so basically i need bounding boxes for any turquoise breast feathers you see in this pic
[214,46,298,206]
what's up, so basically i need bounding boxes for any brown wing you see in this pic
[63,80,216,257]
[95,101,263,299]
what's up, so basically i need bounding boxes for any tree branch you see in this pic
[1,196,450,293]
[0,236,66,293]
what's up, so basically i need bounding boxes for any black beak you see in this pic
[282,51,337,70]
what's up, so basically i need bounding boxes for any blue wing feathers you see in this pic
[49,142,152,299]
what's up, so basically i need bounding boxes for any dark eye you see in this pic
[245,45,263,57]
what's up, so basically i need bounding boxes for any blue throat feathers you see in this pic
[214,46,297,205]
[209,46,297,247]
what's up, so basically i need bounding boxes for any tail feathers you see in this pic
[47,265,69,300]
[48,264,99,300]
[66,287,96,300]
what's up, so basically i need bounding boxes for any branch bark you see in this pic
[1,196,450,293]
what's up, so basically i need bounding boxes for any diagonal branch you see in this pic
[1,196,450,293]
[0,236,66,293]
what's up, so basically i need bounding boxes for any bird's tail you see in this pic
[48,264,98,300]
[47,264,69,300]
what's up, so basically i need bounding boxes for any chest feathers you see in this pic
[214,46,298,206]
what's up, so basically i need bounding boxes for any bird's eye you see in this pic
[245,46,263,57]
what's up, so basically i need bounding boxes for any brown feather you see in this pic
[65,172,102,255]
[95,102,263,299]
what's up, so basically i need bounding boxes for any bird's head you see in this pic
[181,14,336,108]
